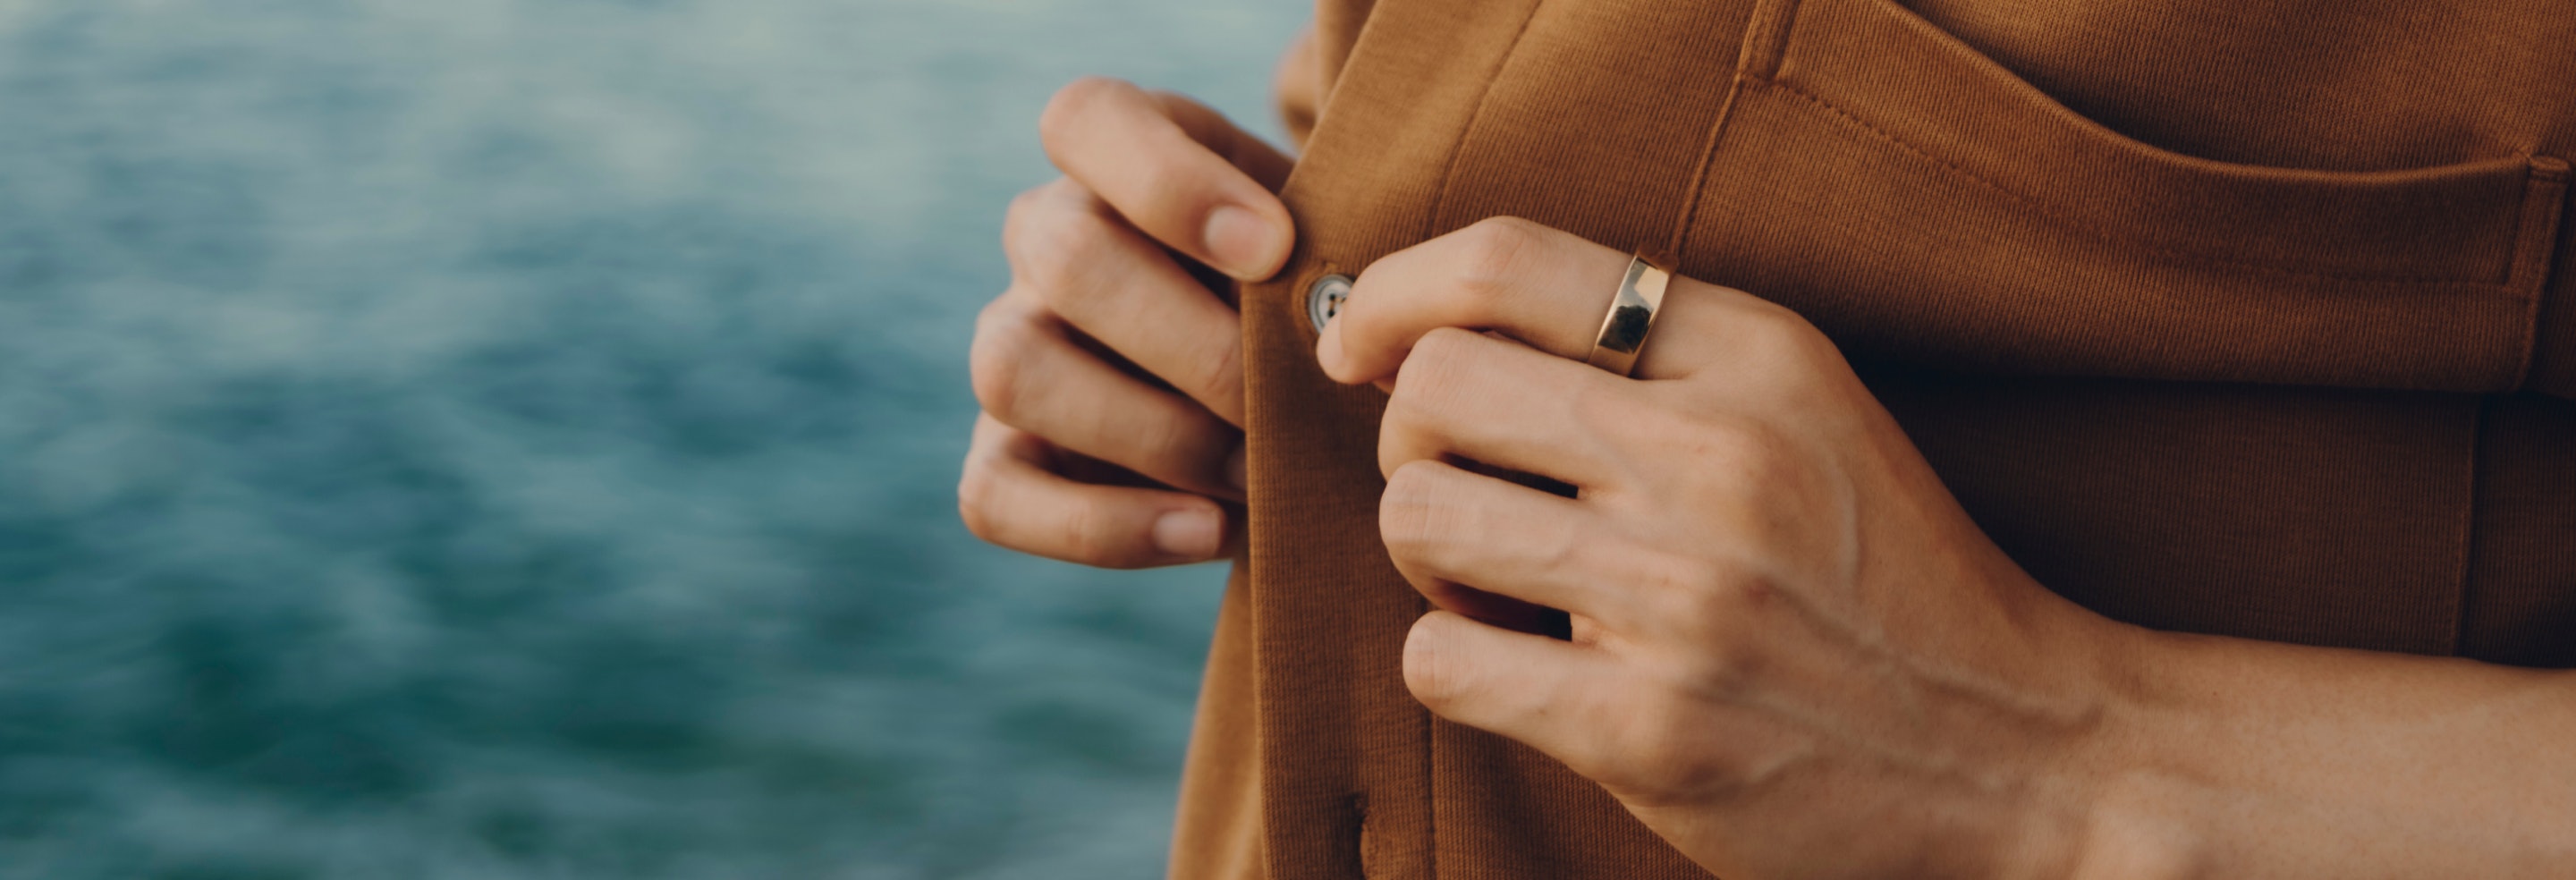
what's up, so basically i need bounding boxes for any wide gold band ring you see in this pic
[1584,251,1674,377]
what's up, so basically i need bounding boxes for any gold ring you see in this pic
[1584,251,1673,377]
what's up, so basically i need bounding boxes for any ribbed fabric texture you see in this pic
[1167,0,2576,877]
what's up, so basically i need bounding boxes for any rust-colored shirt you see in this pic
[1174,1,2576,876]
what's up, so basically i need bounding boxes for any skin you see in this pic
[962,77,1290,569]
[966,80,2576,876]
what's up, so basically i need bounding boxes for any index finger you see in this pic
[1318,216,1763,385]
[1039,77,1296,280]
[1318,217,1629,385]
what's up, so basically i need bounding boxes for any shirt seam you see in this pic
[1767,80,2538,290]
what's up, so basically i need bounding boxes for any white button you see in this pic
[1306,274,1352,333]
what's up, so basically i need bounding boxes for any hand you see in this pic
[1318,217,2138,879]
[962,77,1294,569]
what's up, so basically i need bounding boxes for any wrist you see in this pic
[2058,775,2209,880]
[2042,621,2213,880]
[1929,586,2199,880]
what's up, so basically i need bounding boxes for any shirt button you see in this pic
[1306,274,1352,334]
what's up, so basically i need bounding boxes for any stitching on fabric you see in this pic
[1411,6,1546,873]
[1671,78,1750,258]
[1422,0,1547,240]
[1674,0,1804,262]
[1767,80,2522,290]
[1737,0,1777,80]
[1738,0,1805,81]
[2504,158,2568,388]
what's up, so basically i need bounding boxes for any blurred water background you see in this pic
[0,1,1305,876]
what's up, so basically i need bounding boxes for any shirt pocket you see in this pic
[1682,0,2569,393]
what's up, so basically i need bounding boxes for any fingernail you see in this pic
[1202,205,1281,278]
[1224,444,1247,491]
[1153,507,1223,559]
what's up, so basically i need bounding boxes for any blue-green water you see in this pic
[0,2,1303,876]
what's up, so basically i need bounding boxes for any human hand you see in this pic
[962,78,1294,569]
[1318,217,2141,879]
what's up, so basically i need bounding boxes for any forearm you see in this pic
[2070,621,2576,876]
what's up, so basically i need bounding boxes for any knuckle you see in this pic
[1564,381,1657,443]
[1011,209,1114,304]
[1391,327,1481,410]
[967,313,1036,421]
[1401,617,1467,708]
[1453,216,1540,297]
[1055,494,1127,568]
[1179,335,1244,410]
[1741,299,1826,347]
[1129,404,1212,468]
[1000,184,1068,267]
[956,461,1004,545]
[1666,412,1801,499]
[1606,690,1730,801]
[1650,563,1776,686]
[970,289,1027,340]
[1681,572,1777,648]
[1377,461,1452,552]
[1038,76,1133,150]
[1737,304,1843,381]
[1003,184,1049,231]
[1132,164,1203,223]
[958,458,1025,553]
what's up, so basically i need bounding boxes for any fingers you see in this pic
[959,414,1232,569]
[1377,327,1626,488]
[971,289,1243,499]
[1040,77,1295,280]
[1319,216,1626,384]
[1318,216,1790,385]
[1002,180,1246,426]
[1380,460,1623,627]
[1403,610,1626,778]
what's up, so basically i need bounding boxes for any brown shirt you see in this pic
[1174,1,2576,876]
